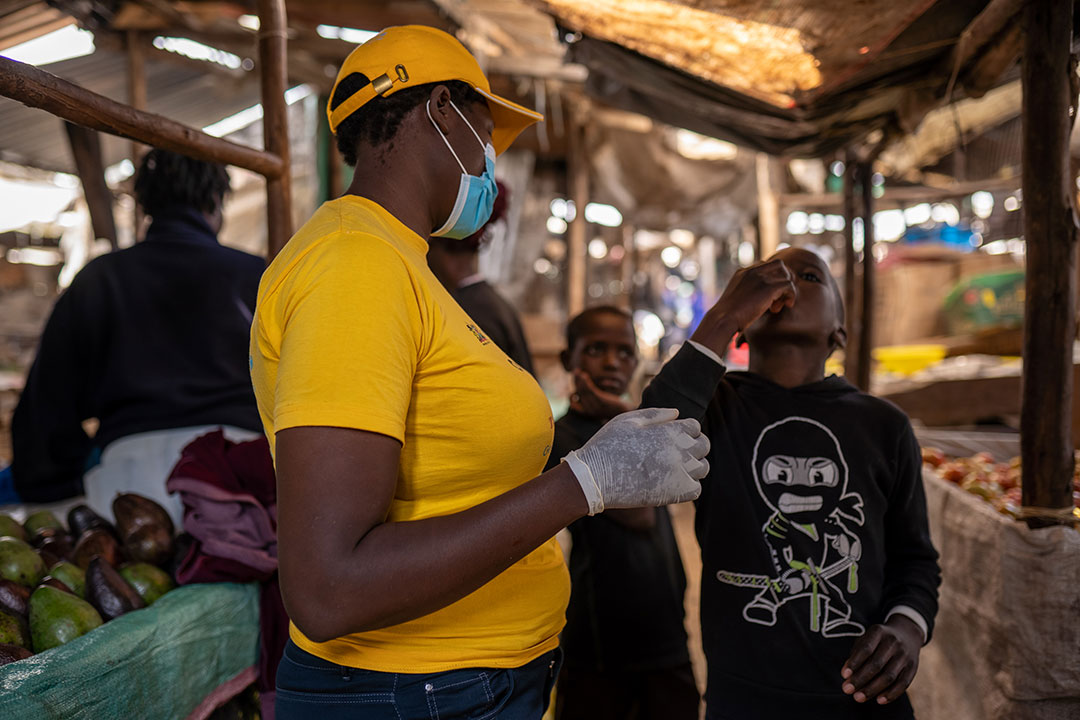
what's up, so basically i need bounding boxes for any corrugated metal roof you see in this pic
[0,41,263,173]
[0,0,69,49]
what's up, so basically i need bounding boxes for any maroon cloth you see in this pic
[166,430,286,720]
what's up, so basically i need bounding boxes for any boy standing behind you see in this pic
[547,306,700,720]
[639,248,940,719]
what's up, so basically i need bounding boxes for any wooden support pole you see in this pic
[126,30,147,240]
[0,56,285,179]
[842,151,859,382]
[567,109,588,317]
[857,161,875,391]
[126,31,147,156]
[698,234,717,303]
[257,0,292,260]
[327,130,344,201]
[619,224,635,311]
[63,122,117,251]
[755,152,780,260]
[1019,0,1078,526]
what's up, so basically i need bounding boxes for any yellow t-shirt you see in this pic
[249,196,568,673]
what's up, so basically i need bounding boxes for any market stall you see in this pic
[913,446,1080,720]
[0,2,292,716]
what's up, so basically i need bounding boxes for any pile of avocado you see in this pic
[0,494,178,664]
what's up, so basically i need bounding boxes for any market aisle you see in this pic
[669,501,707,718]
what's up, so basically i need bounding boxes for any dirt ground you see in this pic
[669,501,708,717]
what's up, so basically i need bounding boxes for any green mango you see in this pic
[49,562,86,598]
[119,563,175,605]
[29,586,103,652]
[23,511,64,541]
[0,537,47,588]
[0,515,27,542]
[0,609,30,649]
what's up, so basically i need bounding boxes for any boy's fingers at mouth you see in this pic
[575,370,600,394]
[769,288,794,313]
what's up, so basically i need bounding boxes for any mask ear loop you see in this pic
[448,100,487,150]
[426,100,467,175]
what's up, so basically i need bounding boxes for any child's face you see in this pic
[743,247,845,350]
[566,314,638,395]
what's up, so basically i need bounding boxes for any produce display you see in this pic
[922,447,1080,519]
[0,494,178,665]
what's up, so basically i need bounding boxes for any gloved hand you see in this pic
[563,407,709,515]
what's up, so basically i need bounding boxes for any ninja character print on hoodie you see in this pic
[716,417,866,638]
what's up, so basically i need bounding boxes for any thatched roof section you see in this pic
[538,0,939,109]
[538,0,1031,156]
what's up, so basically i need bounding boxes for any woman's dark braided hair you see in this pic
[330,74,485,166]
[134,148,230,217]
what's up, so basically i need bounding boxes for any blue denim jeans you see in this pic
[276,639,562,720]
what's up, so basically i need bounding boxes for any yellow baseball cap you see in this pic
[327,25,543,156]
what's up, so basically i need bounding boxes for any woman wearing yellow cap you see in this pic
[249,25,709,719]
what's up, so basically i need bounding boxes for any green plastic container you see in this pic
[943,269,1025,336]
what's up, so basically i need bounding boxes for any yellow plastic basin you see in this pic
[872,344,947,376]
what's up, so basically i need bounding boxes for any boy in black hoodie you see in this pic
[630,247,940,719]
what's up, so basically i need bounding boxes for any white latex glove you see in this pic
[563,407,709,515]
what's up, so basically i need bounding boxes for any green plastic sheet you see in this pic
[0,582,259,719]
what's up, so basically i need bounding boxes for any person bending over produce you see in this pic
[9,149,264,524]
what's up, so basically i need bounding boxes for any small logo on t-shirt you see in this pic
[466,323,491,345]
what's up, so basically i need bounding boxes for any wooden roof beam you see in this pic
[0,55,283,176]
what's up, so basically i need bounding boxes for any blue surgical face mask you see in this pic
[427,100,498,239]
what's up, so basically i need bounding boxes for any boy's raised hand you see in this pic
[691,259,797,355]
[840,615,923,705]
[570,369,632,420]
